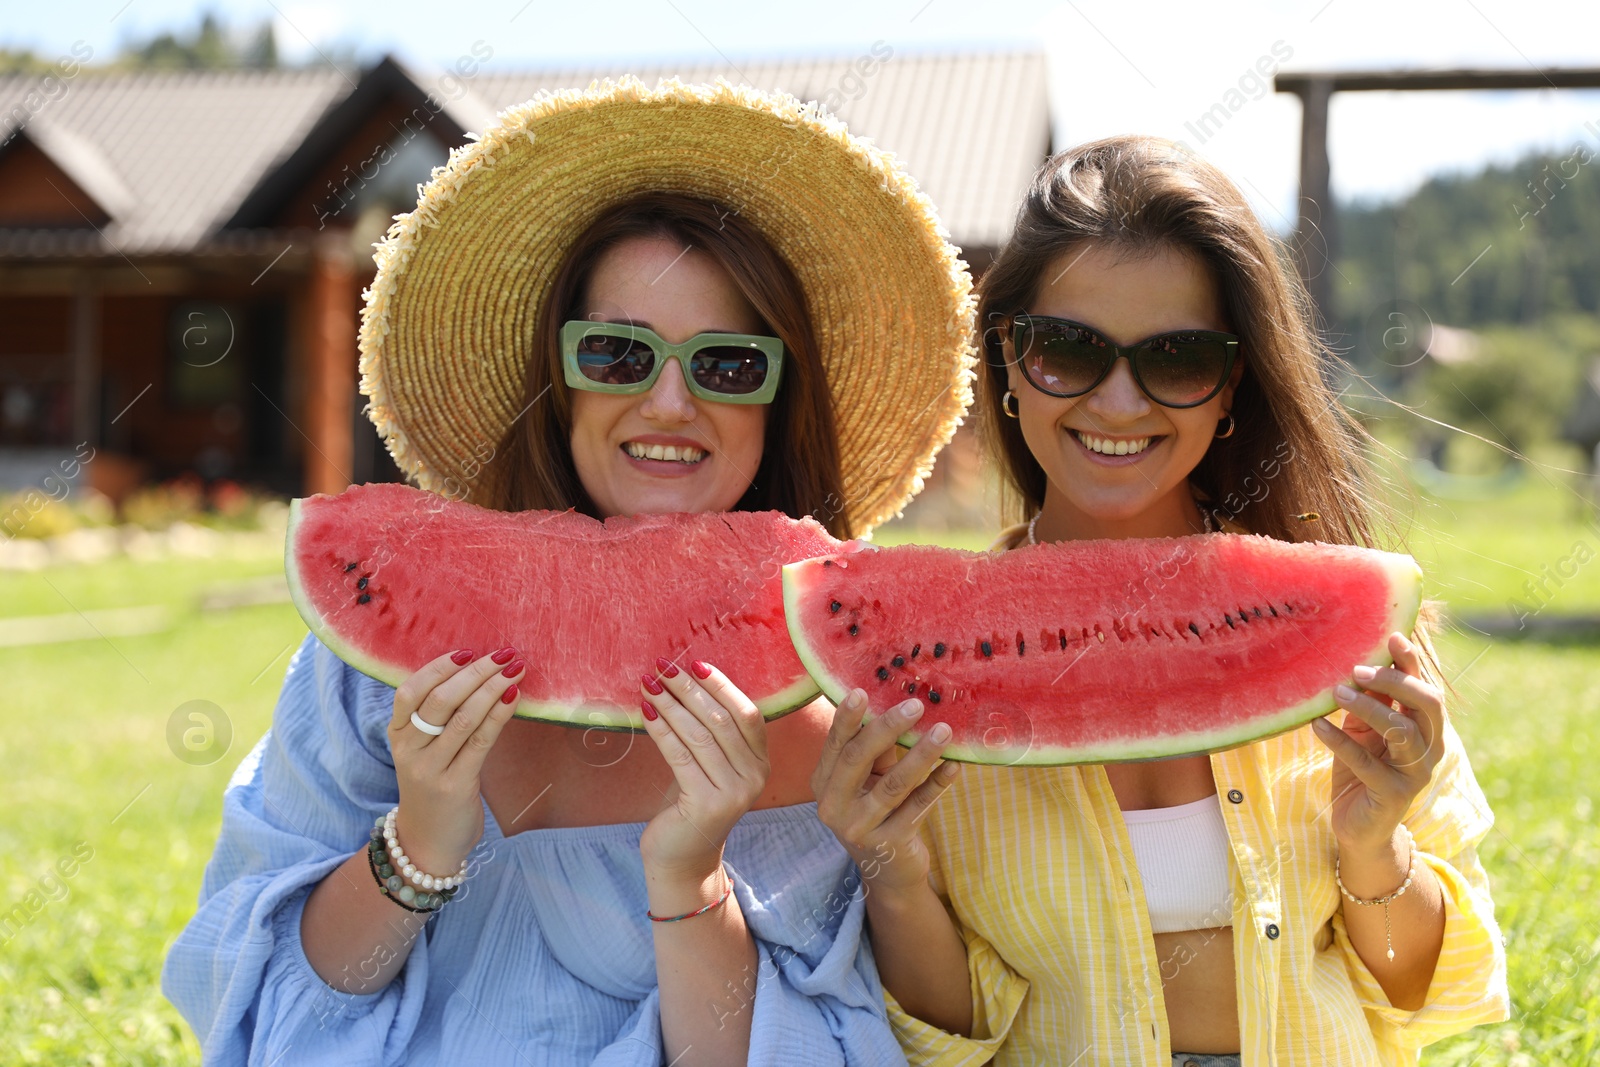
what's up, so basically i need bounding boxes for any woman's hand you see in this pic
[812,690,961,895]
[812,691,974,1035]
[637,658,770,882]
[386,647,526,875]
[1312,631,1445,855]
[1313,632,1449,1003]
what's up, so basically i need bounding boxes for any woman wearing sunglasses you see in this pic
[163,80,975,1066]
[814,136,1507,1065]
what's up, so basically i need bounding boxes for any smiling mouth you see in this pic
[1071,430,1159,456]
[622,441,708,464]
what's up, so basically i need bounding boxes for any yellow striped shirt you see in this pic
[885,525,1509,1065]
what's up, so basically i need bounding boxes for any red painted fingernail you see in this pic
[491,647,516,665]
[642,699,658,721]
[655,657,680,678]
[642,673,664,695]
[501,659,524,678]
[690,660,712,679]
[500,684,518,705]
[450,649,474,665]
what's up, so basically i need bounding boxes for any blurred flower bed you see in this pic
[0,474,289,570]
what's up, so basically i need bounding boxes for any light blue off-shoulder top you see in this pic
[161,633,905,1065]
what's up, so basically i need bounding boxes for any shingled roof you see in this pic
[469,52,1051,250]
[0,67,348,254]
[0,50,1049,259]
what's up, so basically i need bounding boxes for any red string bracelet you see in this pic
[648,874,733,923]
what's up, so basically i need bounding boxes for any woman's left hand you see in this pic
[637,658,770,881]
[1312,631,1445,853]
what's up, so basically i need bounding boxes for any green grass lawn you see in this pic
[3,478,1597,1064]
[1,554,304,1065]
[1381,474,1600,624]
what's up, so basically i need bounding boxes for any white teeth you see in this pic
[1073,431,1152,456]
[624,441,706,463]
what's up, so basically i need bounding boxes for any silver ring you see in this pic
[410,711,447,736]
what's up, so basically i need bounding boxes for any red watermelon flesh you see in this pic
[782,535,1423,765]
[287,483,840,730]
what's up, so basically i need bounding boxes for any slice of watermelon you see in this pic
[782,535,1423,765]
[287,483,839,730]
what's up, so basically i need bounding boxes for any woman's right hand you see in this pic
[814,691,977,1035]
[385,647,526,875]
[812,689,961,895]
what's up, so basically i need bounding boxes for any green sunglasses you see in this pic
[560,320,785,404]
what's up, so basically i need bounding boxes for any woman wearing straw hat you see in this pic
[162,78,974,1065]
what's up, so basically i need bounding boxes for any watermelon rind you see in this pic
[782,545,1425,767]
[286,497,821,732]
[285,496,401,689]
[499,673,821,733]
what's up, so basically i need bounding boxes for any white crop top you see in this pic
[1122,794,1235,934]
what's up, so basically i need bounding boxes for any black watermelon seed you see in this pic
[891,655,905,668]
[876,667,890,681]
[823,560,834,567]
[344,562,358,572]
[356,576,368,590]
[906,682,916,693]
[1268,604,1279,617]
[933,643,946,658]
[1284,603,1294,613]
[1059,629,1068,650]
[1224,614,1235,629]
[1252,606,1263,618]
[1017,638,1025,656]
[829,600,841,613]
[357,593,371,605]
[910,644,921,659]
[981,641,993,657]
[1188,622,1202,637]
[1237,608,1250,623]
[928,691,941,704]
[848,624,859,636]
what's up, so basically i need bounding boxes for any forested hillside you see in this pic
[1331,139,1600,462]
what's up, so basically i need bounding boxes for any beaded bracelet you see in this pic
[366,837,453,913]
[1335,823,1416,961]
[367,815,462,913]
[380,806,468,893]
[647,871,733,924]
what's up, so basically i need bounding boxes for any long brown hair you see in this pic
[978,137,1446,680]
[972,134,1376,547]
[482,192,851,538]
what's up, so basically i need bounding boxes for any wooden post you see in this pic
[1293,76,1335,327]
[71,273,99,449]
[303,232,356,496]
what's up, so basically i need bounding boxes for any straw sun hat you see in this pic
[357,76,976,535]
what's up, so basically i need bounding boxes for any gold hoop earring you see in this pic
[1002,390,1020,419]
[1215,413,1236,439]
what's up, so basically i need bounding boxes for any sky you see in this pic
[5,0,1600,227]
